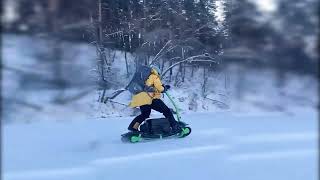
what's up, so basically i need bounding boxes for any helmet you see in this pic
[150,64,161,75]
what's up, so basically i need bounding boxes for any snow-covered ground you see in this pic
[3,111,318,180]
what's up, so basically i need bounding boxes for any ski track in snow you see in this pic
[91,144,228,166]
[4,167,94,180]
[195,128,229,136]
[5,144,317,180]
[4,144,228,180]
[3,112,318,180]
[228,149,317,162]
[234,132,318,144]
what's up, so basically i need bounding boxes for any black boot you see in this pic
[128,127,139,132]
[171,123,182,134]
[128,122,140,132]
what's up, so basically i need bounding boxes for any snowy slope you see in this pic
[3,111,318,180]
[2,34,318,123]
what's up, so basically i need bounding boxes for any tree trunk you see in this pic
[125,51,129,77]
[191,65,194,77]
[169,60,173,82]
[236,65,245,100]
[202,66,208,97]
[48,0,66,101]
[181,47,185,82]
[97,0,107,102]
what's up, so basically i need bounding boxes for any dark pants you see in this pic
[128,99,177,129]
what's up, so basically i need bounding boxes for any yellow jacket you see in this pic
[129,69,164,107]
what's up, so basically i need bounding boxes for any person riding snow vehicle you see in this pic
[128,65,181,134]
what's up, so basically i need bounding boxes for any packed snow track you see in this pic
[3,111,318,180]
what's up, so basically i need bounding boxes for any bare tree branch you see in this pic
[103,88,127,103]
[4,98,43,111]
[205,97,230,109]
[149,40,172,65]
[108,99,129,107]
[53,88,95,104]
[161,54,219,77]
[105,31,123,37]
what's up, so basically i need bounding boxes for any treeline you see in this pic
[93,0,226,52]
[4,0,227,53]
[228,0,318,75]
[3,0,94,39]
[3,0,318,76]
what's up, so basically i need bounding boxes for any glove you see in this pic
[162,85,171,92]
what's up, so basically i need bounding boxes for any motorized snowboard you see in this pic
[121,118,191,143]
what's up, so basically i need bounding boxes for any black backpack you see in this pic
[127,65,154,94]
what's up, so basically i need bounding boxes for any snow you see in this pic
[2,0,19,24]
[250,0,278,13]
[215,0,226,24]
[3,111,318,180]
